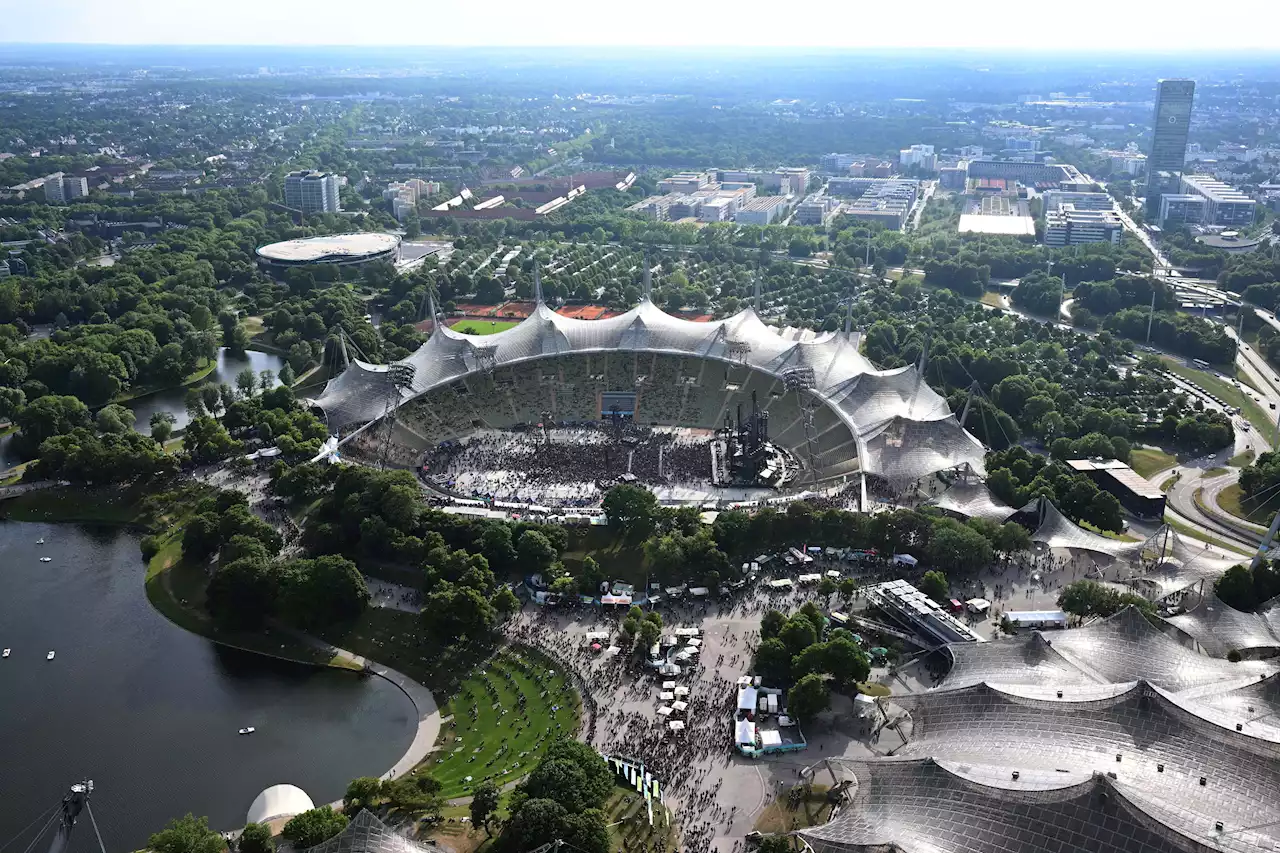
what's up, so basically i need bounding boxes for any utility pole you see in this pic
[1146,288,1156,344]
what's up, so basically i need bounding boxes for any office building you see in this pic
[1179,175,1256,228]
[939,165,968,190]
[284,170,340,214]
[1145,79,1195,217]
[821,153,859,173]
[1044,205,1124,247]
[899,144,937,172]
[1005,137,1040,152]
[959,145,984,158]
[771,167,810,196]
[658,172,712,193]
[1040,190,1114,214]
[841,181,919,231]
[733,196,790,226]
[698,196,734,222]
[967,160,1084,187]
[795,194,833,226]
[1158,194,1207,227]
[1110,152,1147,176]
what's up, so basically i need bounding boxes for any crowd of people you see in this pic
[418,425,718,506]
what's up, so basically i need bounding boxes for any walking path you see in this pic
[284,628,442,784]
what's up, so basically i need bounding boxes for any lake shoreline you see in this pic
[2,485,441,811]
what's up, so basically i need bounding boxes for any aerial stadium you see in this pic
[310,267,987,507]
[256,232,402,270]
[798,605,1280,853]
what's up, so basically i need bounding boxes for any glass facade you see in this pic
[1145,79,1195,217]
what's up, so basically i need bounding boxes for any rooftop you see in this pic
[256,232,401,262]
[957,214,1036,236]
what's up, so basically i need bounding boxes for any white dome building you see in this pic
[246,784,315,825]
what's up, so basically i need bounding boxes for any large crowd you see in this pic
[419,425,717,506]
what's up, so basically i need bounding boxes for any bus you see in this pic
[1192,358,1210,370]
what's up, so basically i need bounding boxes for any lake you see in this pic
[128,348,287,435]
[0,521,416,853]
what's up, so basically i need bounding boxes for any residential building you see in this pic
[284,170,340,214]
[1005,137,1040,152]
[1040,191,1114,214]
[795,194,833,226]
[733,196,790,226]
[1044,205,1124,246]
[939,165,968,190]
[959,145,984,158]
[718,169,766,184]
[1110,153,1147,176]
[43,174,87,204]
[658,172,712,193]
[899,144,937,172]
[1179,175,1256,228]
[1145,79,1195,217]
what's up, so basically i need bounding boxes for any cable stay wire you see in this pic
[0,805,58,853]
[85,801,108,853]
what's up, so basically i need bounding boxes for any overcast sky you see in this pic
[2,0,1278,50]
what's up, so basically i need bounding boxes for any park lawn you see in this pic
[1203,467,1228,479]
[753,785,836,838]
[423,648,579,799]
[1216,483,1278,526]
[242,316,266,338]
[857,682,892,697]
[1161,357,1274,437]
[450,319,521,335]
[605,786,677,853]
[1079,520,1140,541]
[1129,447,1177,479]
[1229,450,1256,467]
[1160,474,1179,492]
[979,291,1006,309]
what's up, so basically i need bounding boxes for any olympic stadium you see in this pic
[309,270,985,506]
[256,232,401,270]
[800,605,1280,853]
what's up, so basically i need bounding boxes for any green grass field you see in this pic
[1229,450,1256,468]
[1162,512,1251,555]
[1129,447,1177,479]
[1215,482,1277,526]
[605,786,677,853]
[423,648,579,799]
[451,319,521,335]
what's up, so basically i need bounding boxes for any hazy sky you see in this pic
[3,0,1279,49]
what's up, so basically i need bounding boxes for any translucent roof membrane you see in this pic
[315,302,986,483]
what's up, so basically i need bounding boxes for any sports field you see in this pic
[450,319,522,335]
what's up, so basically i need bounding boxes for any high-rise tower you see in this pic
[1145,79,1195,218]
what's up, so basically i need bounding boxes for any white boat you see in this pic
[46,651,55,660]
[36,538,45,545]
[2,649,10,658]
[238,726,256,735]
[39,557,52,563]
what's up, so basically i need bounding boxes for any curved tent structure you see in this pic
[312,297,986,484]
[937,606,1275,692]
[245,784,314,825]
[1130,530,1243,599]
[927,479,1015,523]
[1027,499,1143,560]
[1166,591,1280,657]
[805,678,1280,853]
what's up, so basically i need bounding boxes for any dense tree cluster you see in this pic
[752,602,871,721]
[494,739,613,853]
[985,446,1124,532]
[1056,579,1155,620]
[1214,562,1280,612]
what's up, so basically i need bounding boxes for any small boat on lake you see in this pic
[39,557,52,563]
[238,726,256,735]
[46,651,55,660]
[36,538,45,545]
[2,649,10,658]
